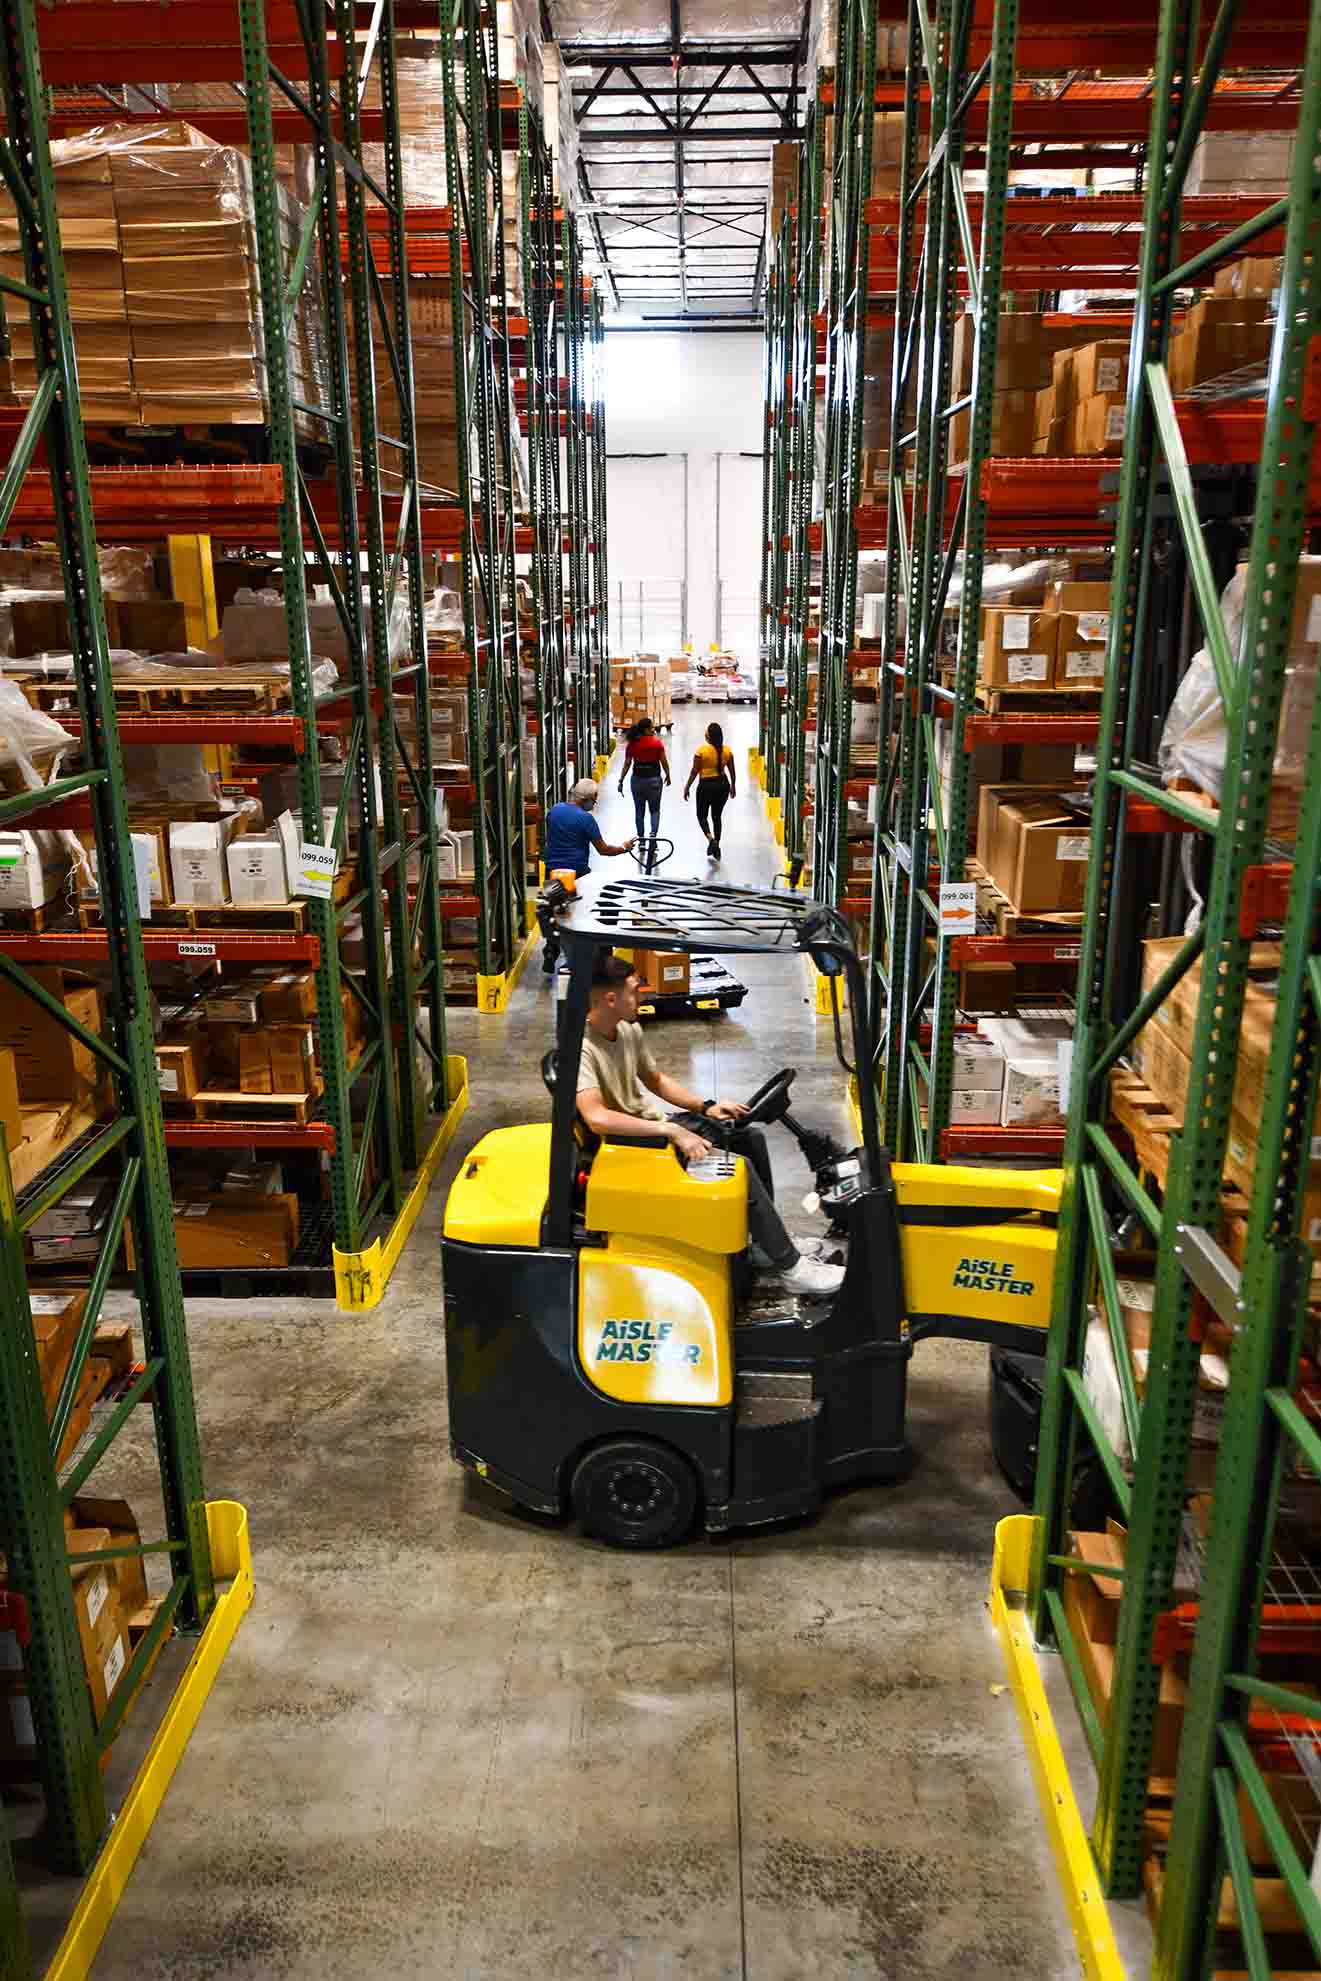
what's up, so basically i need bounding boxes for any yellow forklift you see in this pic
[443,876,1062,1547]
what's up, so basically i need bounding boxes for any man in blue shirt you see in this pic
[541,778,634,971]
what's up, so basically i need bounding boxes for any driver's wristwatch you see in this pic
[702,1099,718,1117]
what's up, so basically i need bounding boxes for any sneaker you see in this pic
[798,1236,846,1265]
[778,1254,845,1298]
[710,844,721,862]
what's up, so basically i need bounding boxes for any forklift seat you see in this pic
[542,1048,598,1155]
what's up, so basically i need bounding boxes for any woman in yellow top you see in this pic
[682,721,737,862]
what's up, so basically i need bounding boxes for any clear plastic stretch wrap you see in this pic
[1159,558,1321,841]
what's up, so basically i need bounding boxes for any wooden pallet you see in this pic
[77,900,191,932]
[191,900,309,936]
[1108,1068,1252,1220]
[966,857,1086,939]
[191,1089,316,1126]
[1145,1855,1318,1959]
[27,677,293,718]
[0,900,76,933]
[940,671,1105,716]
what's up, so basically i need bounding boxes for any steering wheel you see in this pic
[735,1066,796,1128]
[630,836,674,875]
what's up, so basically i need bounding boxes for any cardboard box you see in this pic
[1071,341,1129,403]
[1062,1532,1186,1777]
[0,828,71,910]
[259,970,318,1022]
[238,1029,274,1095]
[632,948,690,997]
[947,1087,1002,1126]
[29,1288,87,1417]
[0,968,102,1101]
[1072,393,1128,457]
[155,1036,207,1101]
[170,816,242,906]
[0,1046,18,1155]
[1213,255,1281,302]
[978,607,1060,688]
[1049,580,1111,683]
[201,980,262,1027]
[71,1495,149,1616]
[226,834,290,906]
[951,1033,1005,1097]
[1065,1528,1126,1645]
[991,795,1091,913]
[1001,1050,1064,1125]
[162,1193,300,1270]
[268,1026,315,1095]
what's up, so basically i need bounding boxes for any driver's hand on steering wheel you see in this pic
[706,1101,748,1123]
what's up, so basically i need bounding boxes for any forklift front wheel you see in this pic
[570,1438,699,1550]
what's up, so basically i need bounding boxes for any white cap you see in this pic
[571,778,599,802]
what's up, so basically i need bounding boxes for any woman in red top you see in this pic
[617,716,672,840]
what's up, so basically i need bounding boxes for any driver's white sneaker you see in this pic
[778,1254,845,1297]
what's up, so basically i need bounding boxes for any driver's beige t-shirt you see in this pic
[577,1019,665,1121]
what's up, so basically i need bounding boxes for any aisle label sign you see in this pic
[938,882,976,935]
[297,842,340,901]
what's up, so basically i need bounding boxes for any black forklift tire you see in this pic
[570,1438,699,1550]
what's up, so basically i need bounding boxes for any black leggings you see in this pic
[695,775,730,845]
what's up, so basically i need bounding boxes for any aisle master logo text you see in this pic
[952,1257,1035,1296]
[596,1320,702,1366]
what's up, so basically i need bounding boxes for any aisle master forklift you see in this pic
[443,877,1062,1546]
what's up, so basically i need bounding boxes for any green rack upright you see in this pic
[0,0,214,1952]
[520,94,570,816]
[1028,0,1321,1920]
[442,0,528,999]
[812,0,876,909]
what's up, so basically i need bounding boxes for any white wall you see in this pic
[604,332,765,658]
[604,333,764,453]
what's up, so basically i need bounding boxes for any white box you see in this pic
[1082,1314,1131,1467]
[950,1034,1004,1097]
[226,834,290,906]
[0,828,69,908]
[169,818,240,906]
[1001,1052,1064,1125]
[948,1087,1002,1126]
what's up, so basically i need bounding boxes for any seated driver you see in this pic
[576,954,845,1298]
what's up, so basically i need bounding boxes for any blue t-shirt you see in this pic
[544,801,605,877]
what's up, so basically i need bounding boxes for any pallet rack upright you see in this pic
[561,218,598,774]
[866,0,1303,1167]
[784,103,826,873]
[758,209,793,832]
[0,0,247,1965]
[6,12,457,1284]
[586,282,610,773]
[1026,0,1321,1925]
[519,94,569,816]
[442,0,529,1000]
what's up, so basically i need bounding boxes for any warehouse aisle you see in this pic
[89,704,1077,1980]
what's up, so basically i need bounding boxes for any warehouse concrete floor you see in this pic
[84,704,1079,1979]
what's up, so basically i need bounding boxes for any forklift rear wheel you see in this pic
[570,1438,699,1549]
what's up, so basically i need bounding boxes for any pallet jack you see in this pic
[444,876,1062,1547]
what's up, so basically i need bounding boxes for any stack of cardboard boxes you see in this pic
[949,311,1100,466]
[363,280,459,494]
[1132,937,1321,1274]
[609,658,672,731]
[0,968,110,1193]
[975,581,1111,691]
[0,123,331,434]
[0,1493,153,1769]
[947,1015,1070,1129]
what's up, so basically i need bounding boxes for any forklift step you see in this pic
[735,1395,822,1430]
[737,1370,813,1402]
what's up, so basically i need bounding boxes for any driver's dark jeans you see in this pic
[669,1112,798,1268]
